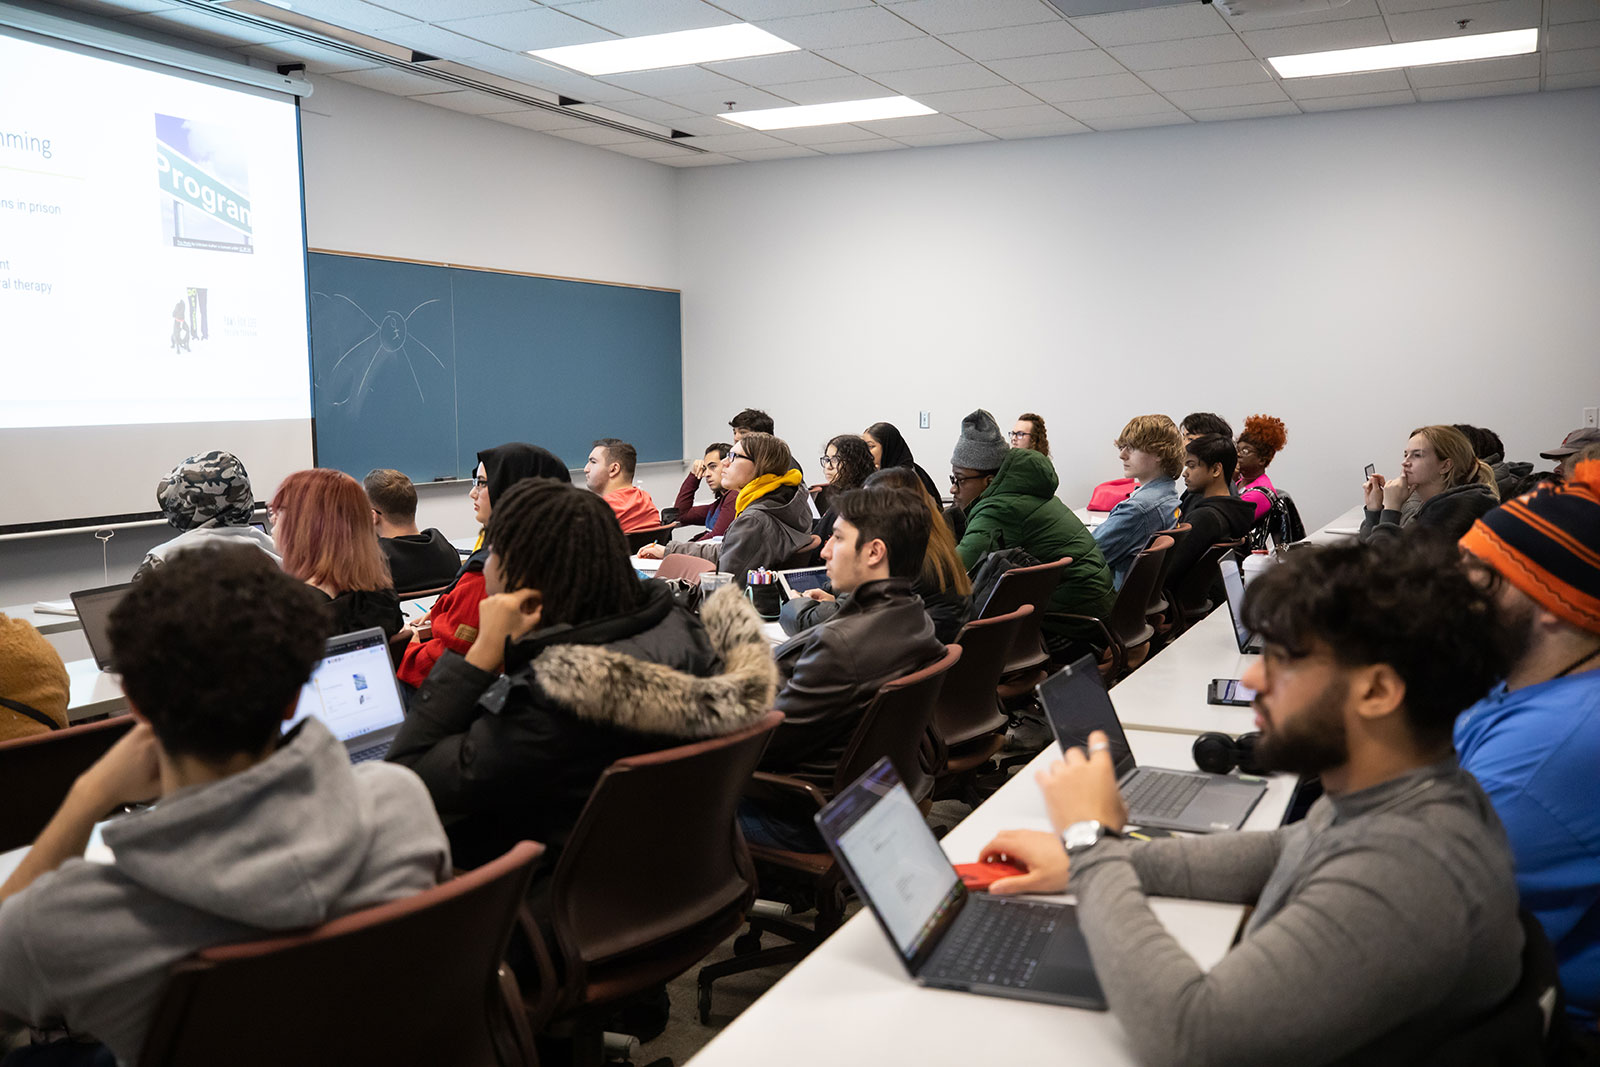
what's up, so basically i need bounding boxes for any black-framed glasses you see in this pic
[1009,431,1033,442]
[950,472,989,487]
[819,454,840,469]
[470,476,490,490]
[725,451,751,465]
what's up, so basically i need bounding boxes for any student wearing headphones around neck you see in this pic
[980,538,1522,1067]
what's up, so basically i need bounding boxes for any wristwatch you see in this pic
[1061,820,1120,857]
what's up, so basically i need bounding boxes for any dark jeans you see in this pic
[737,799,825,852]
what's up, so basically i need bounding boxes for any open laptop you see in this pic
[283,627,406,764]
[1218,559,1264,654]
[1040,656,1266,834]
[776,566,829,600]
[816,757,1106,1010]
[69,583,133,671]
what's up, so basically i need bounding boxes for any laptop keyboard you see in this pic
[1123,771,1206,820]
[924,898,1059,988]
[349,744,390,765]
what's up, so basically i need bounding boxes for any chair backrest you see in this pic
[656,554,716,585]
[139,841,544,1067]
[1413,909,1563,1066]
[0,715,135,853]
[1170,539,1246,617]
[1144,524,1190,614]
[934,607,1029,748]
[977,556,1070,674]
[394,580,453,598]
[1108,536,1172,647]
[548,711,783,983]
[625,523,679,553]
[835,645,963,803]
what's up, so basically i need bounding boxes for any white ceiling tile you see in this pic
[988,118,1092,138]
[1165,81,1291,108]
[716,0,874,17]
[752,8,925,50]
[1545,69,1600,87]
[984,50,1129,81]
[371,22,505,59]
[703,52,854,85]
[39,0,178,15]
[1083,112,1194,130]
[1239,17,1392,57]
[1188,100,1302,119]
[1296,88,1417,109]
[816,37,967,71]
[1283,68,1410,97]
[765,74,897,103]
[728,146,827,161]
[1059,93,1183,118]
[950,102,1068,127]
[378,0,528,18]
[471,54,642,99]
[1140,59,1274,91]
[1548,21,1600,50]
[547,124,654,146]
[1414,75,1540,98]
[850,112,974,135]
[604,141,700,160]
[872,63,1011,94]
[911,84,1043,111]
[770,122,884,142]
[661,115,749,134]
[1073,4,1233,47]
[674,130,793,152]
[1221,0,1381,30]
[1026,72,1152,101]
[329,66,450,95]
[263,0,415,32]
[808,138,909,153]
[122,10,288,46]
[892,129,998,145]
[666,86,797,111]
[601,66,748,97]
[561,0,734,36]
[1375,0,1471,12]
[1108,34,1256,71]
[247,43,380,74]
[410,89,528,114]
[653,152,741,166]
[1403,53,1541,84]
[435,7,617,51]
[1548,46,1600,73]
[885,0,1063,35]
[939,20,1098,59]
[603,98,700,122]
[1549,0,1600,23]
[1385,0,1541,40]
[489,108,599,131]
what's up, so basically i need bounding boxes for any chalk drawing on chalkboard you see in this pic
[311,291,447,413]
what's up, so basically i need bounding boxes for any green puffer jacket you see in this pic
[955,449,1116,642]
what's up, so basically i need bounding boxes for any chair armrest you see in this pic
[744,771,830,814]
[1046,613,1115,649]
[513,903,561,1029]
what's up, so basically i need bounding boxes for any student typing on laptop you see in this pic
[979,538,1525,1066]
[0,546,449,1065]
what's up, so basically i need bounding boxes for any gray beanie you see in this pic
[952,409,1009,471]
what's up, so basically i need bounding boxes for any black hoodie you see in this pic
[1169,493,1258,587]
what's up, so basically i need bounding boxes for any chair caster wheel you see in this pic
[697,984,713,1025]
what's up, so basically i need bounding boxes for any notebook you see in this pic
[69,583,133,671]
[1219,559,1264,654]
[816,757,1106,1010]
[284,627,406,764]
[1039,656,1266,834]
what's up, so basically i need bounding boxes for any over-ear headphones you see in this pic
[1192,731,1264,776]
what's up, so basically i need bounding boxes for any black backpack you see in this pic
[965,547,1043,624]
[1248,488,1307,552]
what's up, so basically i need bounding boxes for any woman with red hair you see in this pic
[270,469,403,639]
[1235,414,1288,522]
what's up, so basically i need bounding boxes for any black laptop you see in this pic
[815,757,1106,1010]
[69,583,133,671]
[1219,559,1264,654]
[1040,656,1267,834]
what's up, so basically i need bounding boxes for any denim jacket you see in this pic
[1092,476,1180,589]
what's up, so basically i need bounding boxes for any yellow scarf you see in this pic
[735,469,803,516]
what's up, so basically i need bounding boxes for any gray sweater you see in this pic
[1069,758,1522,1067]
[0,719,450,1065]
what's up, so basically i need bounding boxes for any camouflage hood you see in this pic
[156,451,256,530]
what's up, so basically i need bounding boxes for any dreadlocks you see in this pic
[487,479,642,627]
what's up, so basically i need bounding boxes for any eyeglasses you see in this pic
[1008,431,1033,442]
[470,476,490,490]
[819,455,840,469]
[725,451,750,464]
[950,472,989,487]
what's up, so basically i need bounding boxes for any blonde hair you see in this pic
[1116,415,1184,480]
[1411,425,1498,497]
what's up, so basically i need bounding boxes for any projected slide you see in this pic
[0,33,308,429]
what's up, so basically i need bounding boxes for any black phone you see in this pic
[1207,678,1255,707]
[1364,463,1376,480]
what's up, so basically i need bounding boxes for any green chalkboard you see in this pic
[308,251,682,481]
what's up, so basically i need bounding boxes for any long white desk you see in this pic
[3,602,82,637]
[67,658,127,723]
[688,727,1295,1067]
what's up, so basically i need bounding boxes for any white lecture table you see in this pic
[66,658,127,724]
[687,727,1296,1067]
[3,602,82,637]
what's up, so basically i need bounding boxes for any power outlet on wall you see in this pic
[1585,407,1598,429]
[919,410,930,429]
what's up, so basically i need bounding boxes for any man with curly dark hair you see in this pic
[0,546,450,1065]
[978,537,1523,1065]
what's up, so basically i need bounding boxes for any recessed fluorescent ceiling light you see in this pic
[529,24,798,76]
[1269,27,1537,78]
[721,96,936,130]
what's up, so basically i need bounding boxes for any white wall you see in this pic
[675,87,1600,532]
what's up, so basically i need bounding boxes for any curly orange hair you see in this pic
[1239,414,1288,464]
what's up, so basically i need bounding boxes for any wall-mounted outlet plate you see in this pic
[1584,406,1598,429]
[919,410,930,429]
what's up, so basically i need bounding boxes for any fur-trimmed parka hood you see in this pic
[526,584,776,740]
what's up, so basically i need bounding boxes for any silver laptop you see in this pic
[816,758,1106,1010]
[69,583,133,671]
[776,566,829,601]
[1040,656,1266,834]
[1219,559,1264,654]
[283,628,406,764]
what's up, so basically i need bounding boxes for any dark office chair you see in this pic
[1143,523,1190,642]
[624,523,679,553]
[975,557,1071,698]
[697,646,962,1021]
[0,715,135,853]
[1057,536,1173,681]
[931,607,1031,804]
[655,554,716,585]
[138,842,544,1067]
[1168,538,1247,632]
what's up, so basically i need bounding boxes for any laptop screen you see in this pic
[69,583,133,671]
[1219,560,1257,653]
[816,759,963,969]
[284,628,404,745]
[1037,656,1137,778]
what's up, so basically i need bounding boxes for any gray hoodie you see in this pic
[0,718,450,1065]
[662,480,814,581]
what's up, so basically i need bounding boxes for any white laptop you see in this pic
[776,566,830,600]
[283,627,406,764]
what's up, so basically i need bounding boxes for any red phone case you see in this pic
[954,860,1028,890]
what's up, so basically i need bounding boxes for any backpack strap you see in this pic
[0,696,63,731]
